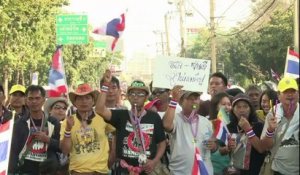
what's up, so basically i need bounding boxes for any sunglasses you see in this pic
[53,105,67,110]
[128,92,146,97]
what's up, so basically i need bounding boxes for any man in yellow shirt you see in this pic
[60,83,115,174]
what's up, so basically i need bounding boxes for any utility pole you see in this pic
[294,0,299,52]
[164,13,171,56]
[179,0,186,57]
[210,0,217,73]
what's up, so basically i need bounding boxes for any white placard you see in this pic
[152,56,211,92]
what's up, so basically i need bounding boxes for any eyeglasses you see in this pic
[53,105,67,110]
[128,92,146,97]
[152,89,168,96]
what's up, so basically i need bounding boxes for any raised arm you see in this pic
[162,85,183,132]
[95,69,112,121]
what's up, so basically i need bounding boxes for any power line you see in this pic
[216,0,239,24]
[186,0,209,24]
[216,0,276,37]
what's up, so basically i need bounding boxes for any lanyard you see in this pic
[129,105,147,153]
[182,109,199,144]
[30,115,44,132]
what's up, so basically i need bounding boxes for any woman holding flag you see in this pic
[226,93,265,175]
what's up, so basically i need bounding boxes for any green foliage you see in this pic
[186,5,294,87]
[0,0,123,89]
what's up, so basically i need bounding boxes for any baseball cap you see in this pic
[9,84,26,95]
[179,91,201,104]
[278,77,298,92]
[127,80,150,95]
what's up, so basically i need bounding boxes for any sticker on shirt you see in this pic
[74,127,100,154]
[25,128,47,162]
[123,122,153,158]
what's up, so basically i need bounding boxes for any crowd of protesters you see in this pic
[0,70,299,175]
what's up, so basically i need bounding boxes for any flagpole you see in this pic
[283,46,290,77]
[60,45,70,100]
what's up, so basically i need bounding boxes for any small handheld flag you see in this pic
[191,147,209,175]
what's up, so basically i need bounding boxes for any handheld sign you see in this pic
[153,56,211,92]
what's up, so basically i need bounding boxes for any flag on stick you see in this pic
[191,147,209,175]
[93,14,125,51]
[284,47,299,78]
[212,107,230,145]
[48,46,68,97]
[0,120,14,175]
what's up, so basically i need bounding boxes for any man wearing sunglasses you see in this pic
[96,70,166,175]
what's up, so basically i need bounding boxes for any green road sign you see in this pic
[56,14,88,45]
[94,41,107,48]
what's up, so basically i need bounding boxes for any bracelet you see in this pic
[64,130,71,138]
[169,99,177,109]
[101,85,109,93]
[266,129,275,138]
[246,129,255,138]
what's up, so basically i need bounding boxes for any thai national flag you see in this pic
[93,14,125,51]
[212,107,230,145]
[284,48,299,78]
[212,119,229,145]
[191,147,209,175]
[0,120,14,175]
[48,46,68,97]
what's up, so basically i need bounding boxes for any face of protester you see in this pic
[181,95,200,115]
[10,91,25,108]
[107,82,120,102]
[127,89,148,111]
[261,94,271,114]
[152,88,170,103]
[50,101,67,121]
[247,89,261,110]
[233,100,251,121]
[74,94,94,112]
[279,89,298,108]
[26,91,45,113]
[218,96,232,114]
[209,77,226,97]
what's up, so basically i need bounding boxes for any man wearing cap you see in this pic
[163,85,216,175]
[8,85,61,175]
[96,70,166,175]
[8,84,28,120]
[60,83,115,174]
[259,77,299,175]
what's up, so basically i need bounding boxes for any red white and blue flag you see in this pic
[192,147,209,175]
[0,120,14,175]
[48,46,68,97]
[93,14,125,51]
[284,48,299,78]
[212,107,230,145]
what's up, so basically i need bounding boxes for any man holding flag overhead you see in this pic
[163,85,216,175]
[48,46,68,97]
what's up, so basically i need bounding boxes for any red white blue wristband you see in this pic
[169,100,177,109]
[246,129,255,138]
[101,85,109,93]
